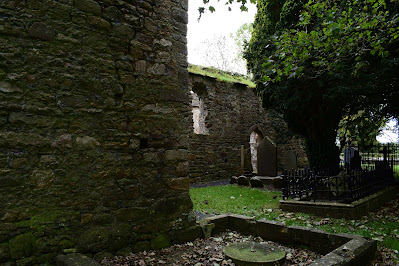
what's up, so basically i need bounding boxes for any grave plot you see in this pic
[101,231,321,265]
[100,214,376,265]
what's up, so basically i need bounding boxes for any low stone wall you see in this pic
[280,187,397,219]
[0,0,193,264]
[202,214,377,266]
[187,73,307,182]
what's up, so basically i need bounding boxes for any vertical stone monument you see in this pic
[256,137,277,176]
[283,151,297,171]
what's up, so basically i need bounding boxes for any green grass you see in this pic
[188,64,255,88]
[190,185,280,218]
[190,185,399,254]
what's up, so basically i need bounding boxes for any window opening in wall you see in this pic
[250,131,263,173]
[190,82,209,135]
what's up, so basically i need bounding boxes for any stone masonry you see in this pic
[188,72,307,182]
[0,0,193,264]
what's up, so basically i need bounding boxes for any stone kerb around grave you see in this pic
[201,214,377,266]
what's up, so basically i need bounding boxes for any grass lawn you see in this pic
[190,184,399,254]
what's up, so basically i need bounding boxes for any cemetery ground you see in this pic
[102,184,399,265]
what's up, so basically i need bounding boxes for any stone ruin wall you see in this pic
[0,0,194,264]
[188,73,308,182]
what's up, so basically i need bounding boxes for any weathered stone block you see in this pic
[52,134,73,148]
[79,227,110,252]
[167,177,190,191]
[115,208,148,222]
[151,234,171,250]
[256,219,288,243]
[0,82,22,93]
[28,22,55,41]
[88,16,111,31]
[203,214,230,235]
[176,161,189,176]
[0,243,10,263]
[74,0,101,15]
[75,136,100,148]
[229,214,256,236]
[103,6,123,22]
[237,175,249,186]
[9,233,37,260]
[175,225,202,244]
[81,214,94,225]
[30,170,54,188]
[165,149,188,161]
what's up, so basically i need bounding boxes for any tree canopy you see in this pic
[244,0,399,169]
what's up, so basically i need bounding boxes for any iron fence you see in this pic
[282,144,397,203]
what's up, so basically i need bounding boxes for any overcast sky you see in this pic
[187,0,257,68]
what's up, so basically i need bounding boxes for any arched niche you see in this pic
[190,82,209,135]
[248,125,265,173]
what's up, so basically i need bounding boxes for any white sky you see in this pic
[377,119,399,144]
[187,0,257,67]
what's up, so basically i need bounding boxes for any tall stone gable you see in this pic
[0,0,192,263]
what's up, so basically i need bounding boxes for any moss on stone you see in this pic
[9,233,37,260]
[79,226,110,252]
[0,243,10,263]
[133,241,151,253]
[151,234,171,250]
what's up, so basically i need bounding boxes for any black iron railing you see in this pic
[282,144,397,203]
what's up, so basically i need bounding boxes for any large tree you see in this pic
[243,0,399,169]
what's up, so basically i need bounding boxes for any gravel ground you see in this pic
[190,179,231,188]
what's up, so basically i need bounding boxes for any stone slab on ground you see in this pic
[223,242,286,265]
[253,176,283,189]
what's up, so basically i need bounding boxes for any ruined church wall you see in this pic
[188,73,307,182]
[0,0,193,264]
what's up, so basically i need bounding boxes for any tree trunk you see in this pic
[304,119,341,171]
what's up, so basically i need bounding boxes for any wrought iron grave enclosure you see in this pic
[282,144,397,203]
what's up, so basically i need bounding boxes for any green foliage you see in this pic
[199,0,257,17]
[244,0,399,169]
[258,0,399,83]
[230,23,253,62]
[338,106,389,147]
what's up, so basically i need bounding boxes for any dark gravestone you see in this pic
[283,151,297,171]
[244,148,253,173]
[257,137,277,177]
[344,148,361,170]
[344,147,355,166]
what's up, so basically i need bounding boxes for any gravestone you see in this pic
[283,151,297,171]
[257,137,277,177]
[344,148,361,170]
[244,148,253,173]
